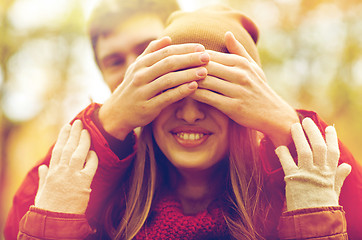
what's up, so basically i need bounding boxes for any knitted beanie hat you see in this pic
[162,5,260,64]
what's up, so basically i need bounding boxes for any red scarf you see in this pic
[134,195,230,240]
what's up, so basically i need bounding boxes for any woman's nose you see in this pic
[176,98,205,123]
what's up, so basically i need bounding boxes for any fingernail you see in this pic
[188,81,198,89]
[200,53,209,63]
[195,45,205,52]
[196,68,207,77]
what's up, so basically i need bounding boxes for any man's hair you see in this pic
[88,0,180,64]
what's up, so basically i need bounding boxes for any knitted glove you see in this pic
[275,118,351,211]
[35,120,98,214]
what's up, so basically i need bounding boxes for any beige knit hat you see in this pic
[162,5,260,64]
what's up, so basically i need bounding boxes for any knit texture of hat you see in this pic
[162,5,260,64]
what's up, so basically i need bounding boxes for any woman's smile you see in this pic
[153,97,229,171]
[171,126,212,148]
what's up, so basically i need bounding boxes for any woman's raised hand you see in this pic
[99,37,209,140]
[35,120,98,214]
[275,118,351,211]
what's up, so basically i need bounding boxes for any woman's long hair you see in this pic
[104,120,269,239]
[223,121,269,239]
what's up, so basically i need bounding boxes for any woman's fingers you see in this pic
[275,145,298,175]
[51,120,93,170]
[35,164,49,204]
[291,122,313,169]
[69,129,91,170]
[37,164,49,190]
[81,151,99,181]
[325,125,340,169]
[59,120,83,166]
[291,119,342,171]
[302,118,328,168]
[50,123,71,168]
[334,163,352,196]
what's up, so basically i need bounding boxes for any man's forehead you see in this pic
[97,13,164,59]
[115,13,164,35]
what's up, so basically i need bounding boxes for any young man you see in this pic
[4,0,179,239]
[89,0,179,92]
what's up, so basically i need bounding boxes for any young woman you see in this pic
[18,5,352,239]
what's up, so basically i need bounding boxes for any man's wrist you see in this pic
[92,107,136,159]
[267,110,300,147]
[98,105,132,141]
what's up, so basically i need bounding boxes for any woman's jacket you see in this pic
[5,103,361,239]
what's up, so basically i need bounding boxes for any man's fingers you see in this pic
[138,36,172,58]
[190,88,231,114]
[197,75,230,95]
[69,129,91,170]
[142,51,209,83]
[206,50,247,67]
[140,43,207,69]
[147,67,207,97]
[151,81,198,109]
[205,61,239,81]
[196,75,253,101]
[225,31,256,64]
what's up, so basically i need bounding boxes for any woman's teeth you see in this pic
[176,132,205,140]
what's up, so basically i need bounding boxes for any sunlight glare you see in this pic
[8,0,71,30]
[178,0,224,11]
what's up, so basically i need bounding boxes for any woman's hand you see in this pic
[99,37,209,140]
[35,120,98,214]
[191,32,299,147]
[275,118,351,211]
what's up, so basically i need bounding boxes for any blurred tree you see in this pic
[227,0,362,163]
[0,0,90,235]
[0,0,17,233]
